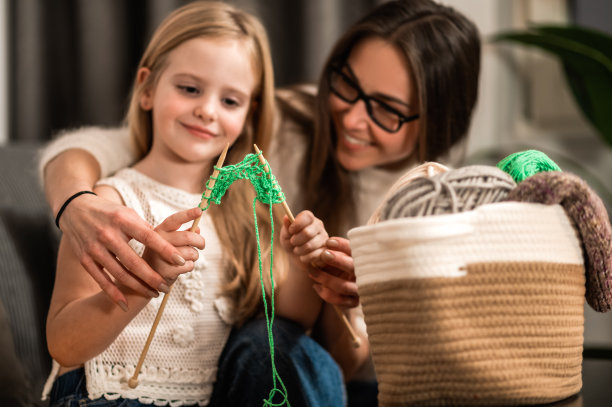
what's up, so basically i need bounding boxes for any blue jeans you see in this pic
[208,317,346,406]
[49,317,345,407]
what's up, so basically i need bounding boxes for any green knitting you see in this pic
[200,152,286,211]
[200,151,290,407]
[497,150,561,183]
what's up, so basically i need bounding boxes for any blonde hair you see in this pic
[125,1,282,325]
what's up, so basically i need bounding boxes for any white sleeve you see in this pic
[37,126,137,182]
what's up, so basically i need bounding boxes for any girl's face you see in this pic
[329,37,420,171]
[140,37,256,166]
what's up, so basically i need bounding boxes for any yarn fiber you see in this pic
[380,165,516,220]
[505,170,612,312]
[497,150,561,183]
[199,151,291,406]
[367,162,449,224]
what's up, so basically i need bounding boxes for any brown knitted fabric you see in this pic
[359,262,585,407]
[505,171,612,312]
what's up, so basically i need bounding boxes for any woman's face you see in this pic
[329,37,420,171]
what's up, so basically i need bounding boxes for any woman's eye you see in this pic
[177,85,200,95]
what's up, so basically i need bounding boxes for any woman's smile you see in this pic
[340,132,374,150]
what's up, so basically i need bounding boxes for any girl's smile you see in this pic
[181,122,216,140]
[135,36,257,192]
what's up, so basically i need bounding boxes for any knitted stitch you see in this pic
[505,171,612,312]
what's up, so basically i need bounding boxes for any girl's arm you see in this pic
[40,127,184,308]
[46,185,204,367]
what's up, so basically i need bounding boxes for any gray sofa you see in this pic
[0,142,58,406]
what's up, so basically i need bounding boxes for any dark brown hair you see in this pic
[306,0,481,235]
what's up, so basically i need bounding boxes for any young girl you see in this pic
[44,2,336,406]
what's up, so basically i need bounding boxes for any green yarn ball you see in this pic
[496,150,561,183]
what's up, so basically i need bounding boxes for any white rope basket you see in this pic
[348,202,585,406]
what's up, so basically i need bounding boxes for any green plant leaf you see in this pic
[562,63,612,147]
[532,25,612,61]
[493,28,612,148]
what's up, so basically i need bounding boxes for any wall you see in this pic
[443,0,612,347]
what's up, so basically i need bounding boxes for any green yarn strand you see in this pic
[497,149,561,183]
[255,195,290,407]
[198,151,290,406]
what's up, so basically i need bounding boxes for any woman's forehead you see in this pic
[347,37,416,106]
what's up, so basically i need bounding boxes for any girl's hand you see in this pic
[143,207,206,284]
[310,237,360,308]
[280,210,329,266]
[59,193,191,305]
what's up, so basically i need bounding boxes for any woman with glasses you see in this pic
[39,0,480,404]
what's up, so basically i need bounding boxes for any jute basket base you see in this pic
[360,262,585,407]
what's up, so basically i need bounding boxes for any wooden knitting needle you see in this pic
[254,144,361,348]
[128,143,230,389]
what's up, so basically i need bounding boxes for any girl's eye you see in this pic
[177,85,200,95]
[222,97,242,108]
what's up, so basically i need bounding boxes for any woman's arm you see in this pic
[46,236,152,367]
[46,186,204,367]
[310,237,370,381]
[40,127,185,308]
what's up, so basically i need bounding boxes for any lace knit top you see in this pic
[88,168,232,406]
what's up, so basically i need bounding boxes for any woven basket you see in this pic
[348,202,585,406]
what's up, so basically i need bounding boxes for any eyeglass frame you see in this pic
[328,64,420,133]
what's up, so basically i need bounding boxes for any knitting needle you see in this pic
[128,143,230,389]
[253,144,361,348]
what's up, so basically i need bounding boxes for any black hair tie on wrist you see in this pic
[55,190,97,229]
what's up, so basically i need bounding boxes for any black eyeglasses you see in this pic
[329,65,419,133]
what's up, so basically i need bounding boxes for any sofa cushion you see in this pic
[0,143,58,406]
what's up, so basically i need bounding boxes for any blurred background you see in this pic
[0,0,612,404]
[1,0,611,163]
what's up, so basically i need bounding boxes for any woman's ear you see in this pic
[137,68,153,110]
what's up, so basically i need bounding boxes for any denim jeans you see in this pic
[208,317,346,407]
[49,317,345,407]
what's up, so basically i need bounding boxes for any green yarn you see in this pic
[496,150,561,183]
[200,151,290,406]
[255,198,290,406]
[199,152,286,211]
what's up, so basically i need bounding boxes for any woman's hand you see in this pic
[143,207,205,284]
[58,192,189,307]
[310,237,360,308]
[280,210,329,266]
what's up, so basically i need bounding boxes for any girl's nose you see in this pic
[341,99,369,131]
[194,98,216,122]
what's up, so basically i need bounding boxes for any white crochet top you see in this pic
[89,168,231,406]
